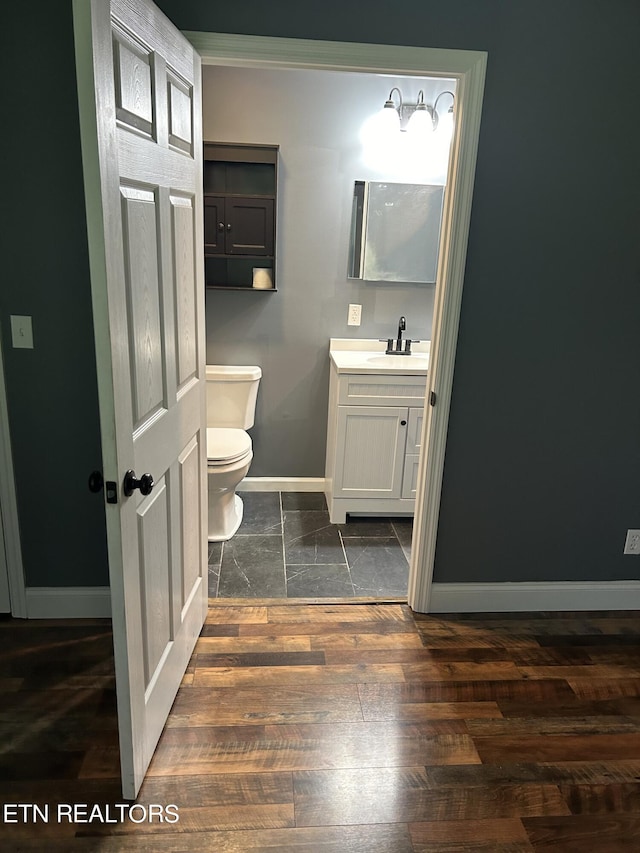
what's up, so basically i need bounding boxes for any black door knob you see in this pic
[123,470,154,497]
[400,420,407,426]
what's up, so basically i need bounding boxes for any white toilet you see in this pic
[206,364,262,542]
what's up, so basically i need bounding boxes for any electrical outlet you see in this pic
[623,529,640,554]
[348,304,362,326]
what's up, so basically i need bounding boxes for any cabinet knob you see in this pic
[226,223,232,231]
[400,420,407,426]
[217,222,224,231]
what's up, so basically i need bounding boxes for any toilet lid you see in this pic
[207,427,252,464]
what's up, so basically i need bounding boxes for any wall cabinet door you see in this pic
[333,406,408,498]
[226,197,274,255]
[204,195,225,254]
[204,196,274,257]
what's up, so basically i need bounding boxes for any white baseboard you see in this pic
[24,580,639,617]
[240,477,326,492]
[428,581,640,613]
[26,586,111,619]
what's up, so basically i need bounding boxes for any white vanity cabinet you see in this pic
[325,357,427,524]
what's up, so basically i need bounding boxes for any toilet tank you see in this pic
[205,365,262,428]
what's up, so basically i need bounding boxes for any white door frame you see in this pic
[186,32,487,613]
[0,331,27,617]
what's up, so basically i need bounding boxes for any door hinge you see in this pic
[430,390,437,407]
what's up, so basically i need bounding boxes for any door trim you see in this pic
[185,32,487,613]
[0,330,27,617]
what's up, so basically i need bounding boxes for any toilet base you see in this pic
[208,491,244,542]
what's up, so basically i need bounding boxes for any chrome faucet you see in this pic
[381,316,419,355]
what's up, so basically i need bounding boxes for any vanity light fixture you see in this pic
[382,87,455,136]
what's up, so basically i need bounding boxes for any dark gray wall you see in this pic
[3,0,108,587]
[4,0,640,589]
[160,0,640,583]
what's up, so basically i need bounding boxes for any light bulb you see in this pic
[379,103,401,136]
[407,106,433,138]
[437,107,454,143]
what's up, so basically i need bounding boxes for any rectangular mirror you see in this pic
[349,180,445,283]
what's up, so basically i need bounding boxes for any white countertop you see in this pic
[329,338,430,375]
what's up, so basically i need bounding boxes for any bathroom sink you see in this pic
[365,354,429,369]
[328,339,430,374]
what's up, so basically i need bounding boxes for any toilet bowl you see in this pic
[206,427,253,541]
[206,366,261,542]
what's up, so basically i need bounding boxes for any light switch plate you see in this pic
[10,315,34,349]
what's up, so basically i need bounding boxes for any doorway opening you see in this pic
[191,33,486,611]
[203,64,456,603]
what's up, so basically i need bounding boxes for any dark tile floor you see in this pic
[208,491,413,599]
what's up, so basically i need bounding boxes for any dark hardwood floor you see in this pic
[2,604,640,851]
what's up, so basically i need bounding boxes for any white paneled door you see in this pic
[73,0,208,798]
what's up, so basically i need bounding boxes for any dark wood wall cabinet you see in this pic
[204,142,278,291]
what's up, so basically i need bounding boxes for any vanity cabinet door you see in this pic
[401,407,424,499]
[401,455,420,499]
[405,407,424,454]
[333,406,407,499]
